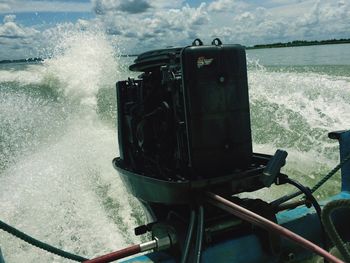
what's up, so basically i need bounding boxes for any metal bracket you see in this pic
[328,130,350,192]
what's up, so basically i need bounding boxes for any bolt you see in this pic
[287,252,295,261]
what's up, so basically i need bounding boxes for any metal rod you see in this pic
[339,131,350,192]
[140,240,157,252]
[84,240,157,263]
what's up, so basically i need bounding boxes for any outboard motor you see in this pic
[113,39,276,208]
[116,38,253,180]
[113,40,281,259]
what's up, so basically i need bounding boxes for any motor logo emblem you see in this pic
[197,56,214,68]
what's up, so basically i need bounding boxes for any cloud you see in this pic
[1,0,350,60]
[86,0,350,53]
[288,1,350,40]
[207,0,248,12]
[0,15,39,39]
[3,14,16,23]
[150,0,184,9]
[206,0,350,45]
[0,15,41,59]
[0,0,92,13]
[93,0,151,15]
[91,1,209,52]
[119,0,151,14]
[0,2,11,13]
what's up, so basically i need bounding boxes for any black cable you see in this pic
[194,205,204,263]
[180,209,196,263]
[271,190,302,207]
[284,178,322,221]
[283,178,328,251]
[0,219,88,262]
[311,152,350,193]
[272,152,350,207]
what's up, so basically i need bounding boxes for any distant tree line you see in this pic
[248,38,350,49]
[0,57,43,64]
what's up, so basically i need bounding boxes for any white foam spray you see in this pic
[0,26,145,262]
[248,64,350,199]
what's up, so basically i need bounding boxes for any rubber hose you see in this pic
[194,206,204,263]
[0,219,87,262]
[180,209,196,263]
[284,177,328,250]
[83,244,141,263]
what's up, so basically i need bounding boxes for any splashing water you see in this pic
[42,27,120,109]
[248,61,350,200]
[0,27,145,262]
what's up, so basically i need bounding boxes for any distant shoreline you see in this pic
[246,38,350,49]
[1,38,349,64]
[0,57,43,64]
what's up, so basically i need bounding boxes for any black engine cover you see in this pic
[181,44,252,175]
[116,42,252,179]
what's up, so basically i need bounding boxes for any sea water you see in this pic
[0,30,350,262]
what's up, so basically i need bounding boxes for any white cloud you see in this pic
[119,0,151,14]
[91,0,209,52]
[207,0,248,12]
[86,0,350,52]
[0,15,41,59]
[3,14,16,23]
[0,0,92,13]
[0,15,39,39]
[1,0,350,60]
[92,0,185,15]
[0,3,11,13]
[150,0,184,9]
[289,0,350,40]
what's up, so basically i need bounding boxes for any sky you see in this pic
[0,0,349,60]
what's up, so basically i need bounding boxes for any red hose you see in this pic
[83,244,141,263]
[206,191,344,263]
